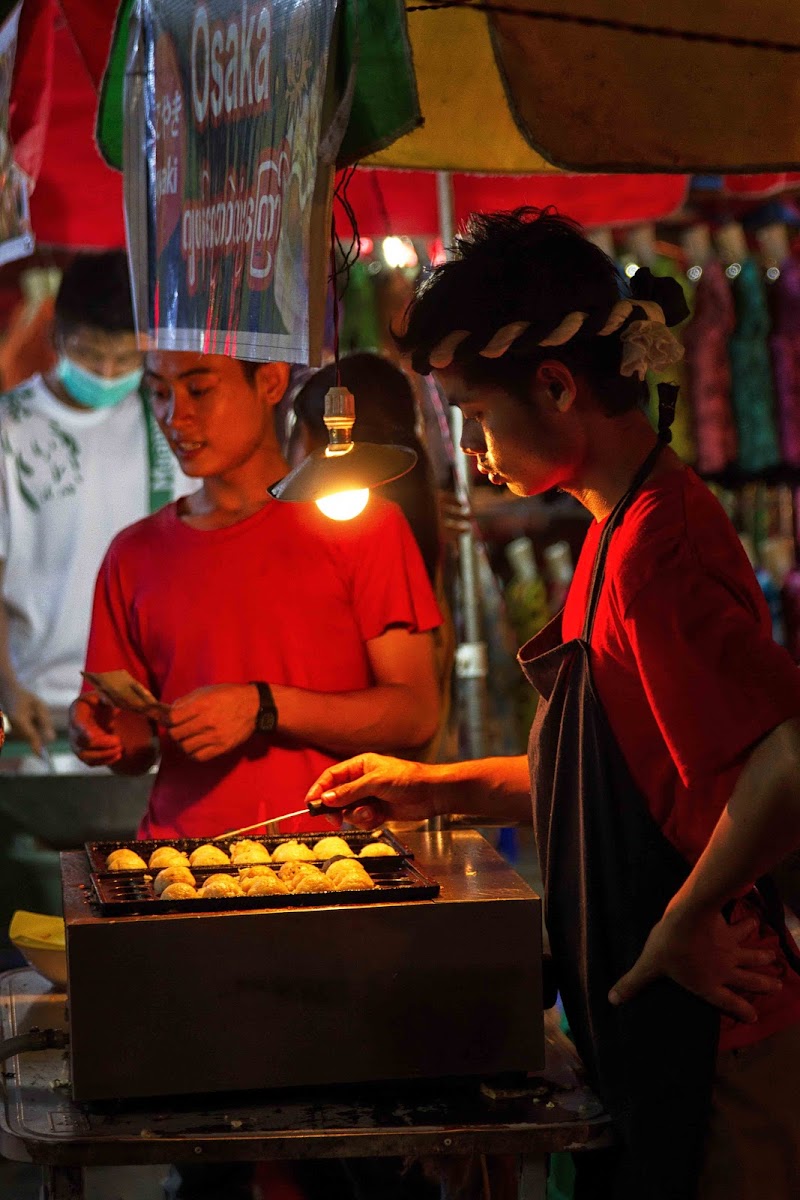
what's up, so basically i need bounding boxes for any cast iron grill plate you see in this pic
[89,858,439,915]
[85,828,411,877]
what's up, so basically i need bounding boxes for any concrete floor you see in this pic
[0,828,543,1199]
[0,1162,170,1199]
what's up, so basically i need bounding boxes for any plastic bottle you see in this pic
[504,538,549,752]
[505,538,550,644]
[543,540,575,612]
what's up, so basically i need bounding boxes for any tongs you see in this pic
[213,800,329,842]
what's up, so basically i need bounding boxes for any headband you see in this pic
[422,267,688,383]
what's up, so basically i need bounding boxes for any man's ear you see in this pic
[255,361,290,408]
[536,359,577,413]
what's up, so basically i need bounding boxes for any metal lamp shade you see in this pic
[270,443,417,502]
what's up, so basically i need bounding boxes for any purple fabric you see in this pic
[682,261,738,474]
[769,256,800,468]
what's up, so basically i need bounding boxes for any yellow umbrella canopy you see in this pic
[365,0,800,173]
[366,5,557,173]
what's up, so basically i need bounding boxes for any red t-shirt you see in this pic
[562,464,800,1051]
[85,496,441,839]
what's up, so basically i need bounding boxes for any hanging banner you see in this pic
[124,0,340,365]
[0,2,34,267]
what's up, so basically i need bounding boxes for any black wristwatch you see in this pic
[251,681,278,734]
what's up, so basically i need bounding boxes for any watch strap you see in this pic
[250,680,278,733]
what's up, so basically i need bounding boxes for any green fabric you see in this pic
[95,0,133,171]
[336,0,420,165]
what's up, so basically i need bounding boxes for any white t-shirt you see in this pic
[0,375,186,717]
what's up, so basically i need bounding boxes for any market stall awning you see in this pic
[10,0,125,249]
[344,169,690,235]
[359,1,800,174]
[97,0,800,177]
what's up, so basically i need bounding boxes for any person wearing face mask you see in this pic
[0,250,184,756]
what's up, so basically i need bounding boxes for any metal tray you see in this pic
[89,858,440,915]
[85,828,411,876]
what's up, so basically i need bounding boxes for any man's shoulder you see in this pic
[105,506,175,562]
[289,493,407,547]
[0,376,48,426]
[610,467,745,608]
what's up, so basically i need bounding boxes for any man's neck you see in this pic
[180,448,289,530]
[563,409,681,522]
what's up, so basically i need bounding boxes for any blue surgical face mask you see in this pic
[56,356,144,410]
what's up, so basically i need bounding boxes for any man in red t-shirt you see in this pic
[308,211,800,1199]
[68,351,442,842]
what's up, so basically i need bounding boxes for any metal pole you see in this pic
[436,172,488,763]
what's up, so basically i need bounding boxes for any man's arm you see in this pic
[305,752,533,826]
[167,627,445,763]
[0,559,55,754]
[610,717,800,1020]
[271,627,440,755]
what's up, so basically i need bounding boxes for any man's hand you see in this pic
[69,694,123,766]
[306,753,439,829]
[167,684,260,762]
[609,902,783,1024]
[1,682,56,756]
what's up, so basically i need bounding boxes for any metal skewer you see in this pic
[213,801,327,842]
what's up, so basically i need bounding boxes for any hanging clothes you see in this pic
[682,260,738,475]
[519,443,720,1199]
[728,259,781,473]
[768,255,800,469]
[648,254,696,465]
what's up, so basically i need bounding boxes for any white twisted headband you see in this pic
[427,295,684,382]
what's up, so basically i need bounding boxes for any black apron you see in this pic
[519,443,720,1199]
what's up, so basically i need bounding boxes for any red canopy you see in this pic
[9,0,125,250]
[5,5,800,251]
[340,170,691,238]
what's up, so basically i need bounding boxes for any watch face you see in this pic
[257,708,277,734]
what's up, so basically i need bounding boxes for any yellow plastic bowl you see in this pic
[9,910,67,989]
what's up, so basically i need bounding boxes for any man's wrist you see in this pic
[250,681,278,735]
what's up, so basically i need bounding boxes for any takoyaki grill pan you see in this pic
[85,827,412,875]
[63,831,544,1103]
[85,830,433,914]
[90,858,439,915]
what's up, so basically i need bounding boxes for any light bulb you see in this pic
[316,489,369,521]
[382,236,418,269]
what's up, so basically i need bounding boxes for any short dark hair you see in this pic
[54,251,136,336]
[394,207,648,415]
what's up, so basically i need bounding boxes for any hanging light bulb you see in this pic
[382,236,418,269]
[316,489,370,521]
[270,385,416,513]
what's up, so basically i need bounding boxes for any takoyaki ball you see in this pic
[238,865,276,883]
[229,840,271,865]
[277,861,309,885]
[359,842,398,858]
[270,840,315,864]
[243,871,289,896]
[287,865,331,894]
[198,876,243,899]
[106,849,148,871]
[148,846,190,870]
[188,844,230,868]
[153,866,196,895]
[312,837,354,860]
[326,860,375,891]
[160,882,198,900]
